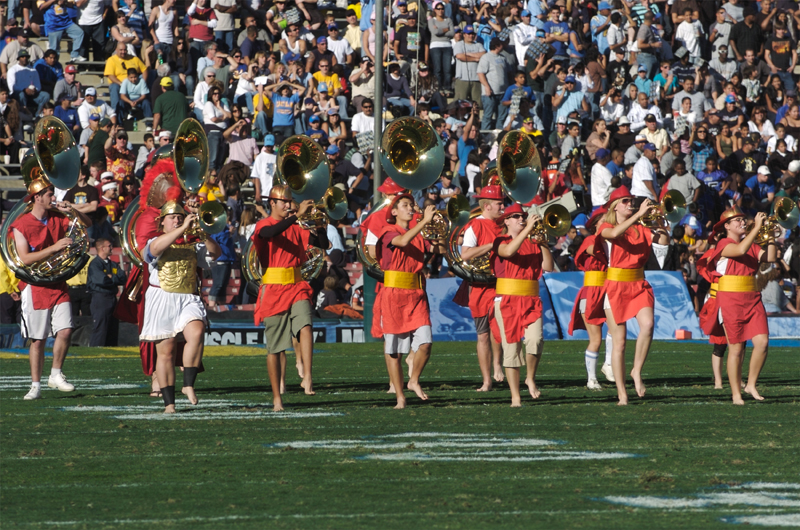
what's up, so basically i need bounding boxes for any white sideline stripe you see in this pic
[361,451,634,462]
[604,492,800,509]
[735,483,800,490]
[723,514,800,526]
[272,439,559,450]
[113,411,344,420]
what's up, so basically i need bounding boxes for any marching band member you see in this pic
[697,237,729,389]
[456,185,505,391]
[377,194,442,409]
[140,195,221,413]
[595,186,670,405]
[568,207,613,390]
[706,207,777,405]
[490,204,554,406]
[252,185,329,412]
[13,181,92,400]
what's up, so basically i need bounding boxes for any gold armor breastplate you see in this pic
[156,243,197,294]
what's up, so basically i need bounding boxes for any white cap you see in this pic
[85,87,97,96]
[789,160,800,173]
[757,165,771,176]
[635,134,647,142]
[102,182,118,192]
[100,171,114,180]
[618,117,630,125]
[158,130,173,139]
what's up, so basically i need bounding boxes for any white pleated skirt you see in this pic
[139,286,207,342]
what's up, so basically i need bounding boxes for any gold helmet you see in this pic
[159,200,187,218]
[268,185,293,201]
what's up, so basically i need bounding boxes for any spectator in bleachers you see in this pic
[53,64,82,106]
[33,49,60,97]
[207,213,237,309]
[20,0,43,38]
[241,26,266,65]
[76,0,109,62]
[193,66,216,121]
[251,134,276,207]
[157,129,172,147]
[195,41,218,79]
[55,94,80,135]
[104,126,135,181]
[152,76,188,133]
[98,181,121,223]
[343,9,361,55]
[237,14,270,49]
[78,87,116,130]
[134,132,154,177]
[110,10,141,57]
[8,49,48,115]
[187,0,218,69]
[118,67,153,127]
[61,166,100,238]
[0,90,19,163]
[40,0,85,62]
[211,0,236,52]
[326,23,353,69]
[349,56,374,114]
[225,180,242,227]
[0,28,43,78]
[120,175,139,210]
[223,116,258,166]
[203,85,230,171]
[478,38,511,130]
[105,41,147,119]
[170,36,195,96]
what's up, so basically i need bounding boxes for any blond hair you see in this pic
[604,198,640,237]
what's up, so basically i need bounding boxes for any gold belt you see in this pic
[607,267,645,282]
[583,271,607,287]
[495,278,539,297]
[262,267,301,285]
[718,275,757,292]
[384,270,423,290]
[709,282,719,299]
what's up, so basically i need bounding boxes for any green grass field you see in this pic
[1,341,799,529]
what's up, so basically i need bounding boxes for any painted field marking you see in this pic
[267,432,637,463]
[722,513,800,526]
[0,376,141,391]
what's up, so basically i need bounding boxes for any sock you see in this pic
[585,350,598,381]
[604,334,613,365]
[50,368,62,377]
[31,382,41,390]
[183,367,198,388]
[161,385,176,406]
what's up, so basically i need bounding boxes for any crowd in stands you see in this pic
[0,0,799,327]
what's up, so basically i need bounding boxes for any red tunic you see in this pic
[10,211,70,310]
[252,216,313,324]
[362,209,389,339]
[488,236,543,344]
[697,248,727,345]
[595,222,654,324]
[464,216,502,319]
[568,235,607,334]
[708,238,768,344]
[377,224,430,335]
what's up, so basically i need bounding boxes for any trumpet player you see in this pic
[377,195,444,409]
[140,196,221,414]
[13,182,92,400]
[490,204,554,406]
[706,207,777,405]
[252,186,329,412]
[595,186,670,405]
[458,185,505,391]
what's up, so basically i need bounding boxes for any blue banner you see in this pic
[543,271,703,340]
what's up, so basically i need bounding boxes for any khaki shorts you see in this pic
[20,286,73,341]
[263,300,312,354]
[494,300,543,368]
[384,325,432,355]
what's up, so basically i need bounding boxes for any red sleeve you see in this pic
[378,230,400,269]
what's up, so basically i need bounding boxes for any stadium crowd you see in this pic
[0,0,799,338]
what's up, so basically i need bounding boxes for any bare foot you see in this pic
[273,399,284,412]
[493,368,505,383]
[630,370,646,398]
[476,382,491,392]
[301,378,315,395]
[387,383,396,394]
[394,396,407,409]
[181,386,198,405]
[617,398,628,406]
[732,397,745,405]
[744,385,765,401]
[164,404,176,414]
[525,379,541,399]
[407,380,428,400]
[510,399,521,407]
[296,362,304,379]
[714,381,723,390]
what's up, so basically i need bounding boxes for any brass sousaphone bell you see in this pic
[275,135,333,229]
[530,203,572,243]
[379,116,445,192]
[498,130,542,205]
[0,117,88,285]
[421,194,471,240]
[173,118,209,195]
[636,190,687,230]
[750,196,800,245]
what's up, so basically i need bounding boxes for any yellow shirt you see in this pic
[66,256,93,287]
[104,55,147,84]
[199,183,222,201]
[0,259,19,295]
[252,93,274,121]
[312,72,342,93]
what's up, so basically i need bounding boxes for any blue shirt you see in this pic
[555,88,585,120]
[590,14,609,54]
[271,93,300,127]
[54,106,80,130]
[501,84,534,104]
[457,137,476,177]
[606,160,623,179]
[210,229,237,263]
[634,77,652,96]
[745,175,776,203]
[43,3,74,34]
[776,104,790,124]
[34,59,62,86]
[572,212,589,229]
[543,21,570,56]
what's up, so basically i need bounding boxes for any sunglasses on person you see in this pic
[507,214,525,219]
[619,198,632,204]
[697,129,708,133]
[362,105,373,109]
[233,54,241,58]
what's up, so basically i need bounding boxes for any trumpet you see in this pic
[749,197,800,245]
[421,195,471,240]
[185,201,228,239]
[529,204,571,244]
[297,187,349,230]
[635,190,687,230]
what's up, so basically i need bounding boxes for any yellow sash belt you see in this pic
[708,282,719,299]
[262,267,301,285]
[496,278,539,297]
[583,271,607,287]
[718,275,756,292]
[384,270,423,290]
[607,267,645,282]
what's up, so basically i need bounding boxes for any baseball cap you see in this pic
[17,49,29,58]
[304,97,315,105]
[89,114,101,121]
[398,0,406,4]
[158,130,173,140]
[160,77,174,87]
[99,118,111,127]
[454,27,462,33]
[317,36,327,44]
[327,108,338,115]
[328,24,338,31]
[309,115,321,123]
[325,144,340,155]
[788,161,800,173]
[264,134,276,146]
[565,75,576,83]
[645,113,656,122]
[522,116,533,123]
[556,116,567,124]
[318,82,328,92]
[361,56,373,64]
[643,143,657,151]
[599,1,612,9]
[521,9,531,16]
[418,62,429,71]
[757,165,771,175]
[64,65,77,74]
[595,148,610,159]
[635,134,647,142]
[463,25,475,34]
[638,64,647,73]
[725,94,736,103]
[85,87,97,96]
[788,90,798,97]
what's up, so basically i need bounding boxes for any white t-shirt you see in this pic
[251,150,276,198]
[203,101,229,128]
[631,155,657,199]
[591,163,613,207]
[327,37,354,66]
[79,0,110,26]
[351,112,375,134]
[461,215,487,248]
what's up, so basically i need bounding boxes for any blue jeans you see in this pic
[117,97,153,119]
[48,23,85,59]
[209,261,232,302]
[387,97,413,114]
[480,94,507,130]
[18,90,50,115]
[637,52,658,80]
[214,30,235,52]
[154,42,172,57]
[430,47,453,91]
[109,83,121,112]
[207,129,224,170]
[172,73,195,97]
[236,92,255,114]
[255,112,273,136]
[336,95,349,118]
[778,71,795,92]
